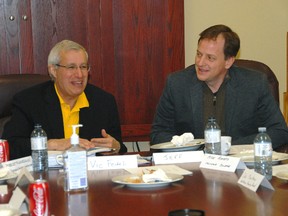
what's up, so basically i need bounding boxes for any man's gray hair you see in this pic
[48,40,88,66]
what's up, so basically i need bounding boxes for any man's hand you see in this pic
[90,129,121,152]
[48,138,94,151]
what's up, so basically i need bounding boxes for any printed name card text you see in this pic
[153,151,204,164]
[238,169,274,191]
[200,154,242,172]
[87,155,138,170]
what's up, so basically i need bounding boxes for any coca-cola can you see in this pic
[29,179,50,216]
[0,139,9,162]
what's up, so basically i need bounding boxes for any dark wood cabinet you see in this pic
[0,0,184,142]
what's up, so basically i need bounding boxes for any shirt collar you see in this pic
[54,84,89,111]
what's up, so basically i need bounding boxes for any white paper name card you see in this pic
[153,151,204,165]
[87,155,138,170]
[0,187,26,211]
[14,167,35,187]
[9,187,26,210]
[200,154,244,172]
[2,156,32,173]
[238,169,274,192]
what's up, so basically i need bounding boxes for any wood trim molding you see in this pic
[284,32,288,123]
[121,124,151,142]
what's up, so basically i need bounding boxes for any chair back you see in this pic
[0,74,50,137]
[233,59,279,104]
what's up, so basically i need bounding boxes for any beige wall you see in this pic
[184,0,288,112]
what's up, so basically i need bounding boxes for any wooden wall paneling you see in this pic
[113,0,165,125]
[112,0,184,141]
[0,0,20,74]
[110,0,158,140]
[0,0,9,74]
[112,0,184,123]
[165,0,185,73]
[18,0,33,74]
[31,0,91,75]
[87,0,117,94]
[0,0,33,75]
[86,0,104,88]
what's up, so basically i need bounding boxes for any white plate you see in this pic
[112,173,183,189]
[229,144,254,155]
[229,145,288,166]
[150,139,205,152]
[275,171,288,181]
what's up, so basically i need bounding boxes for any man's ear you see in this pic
[48,65,57,80]
[225,56,235,69]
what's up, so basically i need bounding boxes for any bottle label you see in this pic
[66,151,88,190]
[254,143,272,156]
[31,137,47,150]
[205,130,221,142]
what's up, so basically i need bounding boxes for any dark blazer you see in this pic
[151,65,288,149]
[2,81,127,159]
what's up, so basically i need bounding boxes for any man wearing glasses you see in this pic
[3,40,127,159]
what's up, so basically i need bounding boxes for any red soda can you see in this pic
[0,139,9,162]
[29,179,50,216]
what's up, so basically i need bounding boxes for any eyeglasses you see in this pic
[55,64,91,72]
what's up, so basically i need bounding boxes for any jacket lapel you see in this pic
[43,83,64,138]
[225,68,239,134]
[190,78,204,133]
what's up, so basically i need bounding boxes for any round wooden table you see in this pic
[1,157,288,216]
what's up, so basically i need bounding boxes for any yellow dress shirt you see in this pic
[54,85,89,138]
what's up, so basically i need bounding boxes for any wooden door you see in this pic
[0,0,184,142]
[30,0,92,75]
[0,0,33,74]
[0,0,94,75]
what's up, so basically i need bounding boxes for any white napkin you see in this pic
[171,132,194,146]
[142,169,171,183]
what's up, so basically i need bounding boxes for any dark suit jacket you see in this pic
[2,81,127,159]
[151,65,288,149]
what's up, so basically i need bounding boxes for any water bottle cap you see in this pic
[258,127,267,132]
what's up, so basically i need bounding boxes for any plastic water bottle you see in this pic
[204,117,221,155]
[31,124,48,172]
[254,127,272,180]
